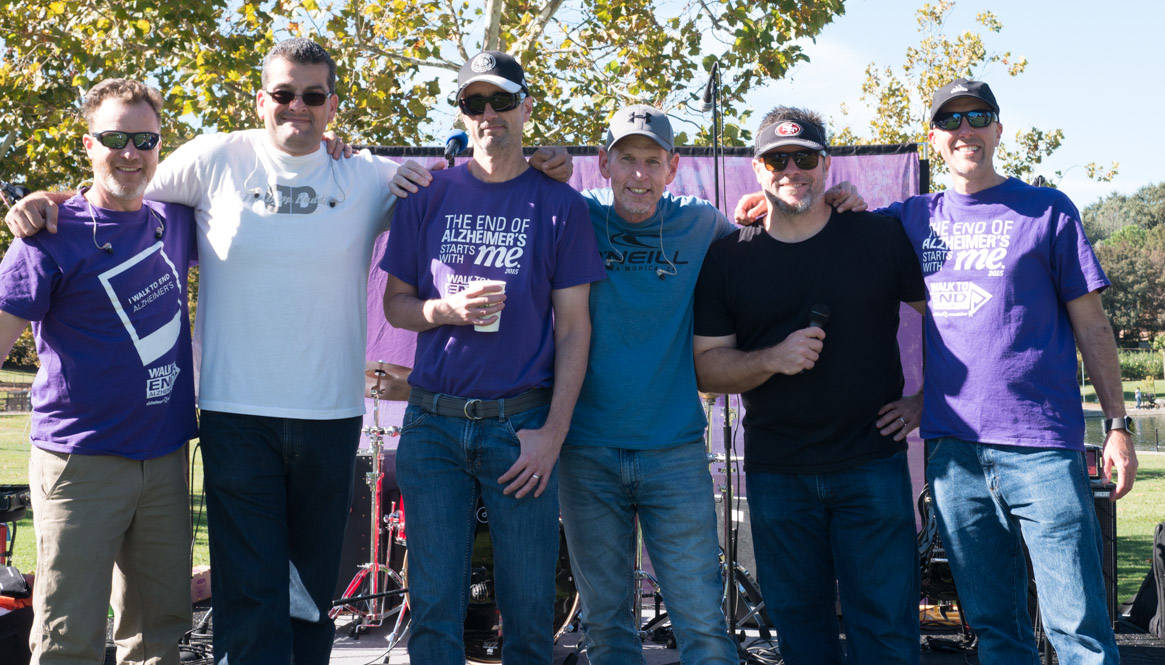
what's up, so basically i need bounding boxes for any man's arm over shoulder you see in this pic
[1067,291,1137,499]
[147,133,237,207]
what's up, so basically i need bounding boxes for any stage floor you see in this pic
[322,616,1165,665]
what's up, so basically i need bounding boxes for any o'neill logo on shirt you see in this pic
[930,281,992,317]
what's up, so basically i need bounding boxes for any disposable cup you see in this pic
[473,280,506,332]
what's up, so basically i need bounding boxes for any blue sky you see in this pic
[746,0,1161,208]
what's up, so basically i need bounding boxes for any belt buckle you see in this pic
[463,398,483,420]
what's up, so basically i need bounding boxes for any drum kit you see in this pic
[330,364,774,663]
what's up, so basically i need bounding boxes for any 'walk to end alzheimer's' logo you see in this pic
[929,280,992,317]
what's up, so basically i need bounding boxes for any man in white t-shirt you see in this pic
[5,38,573,665]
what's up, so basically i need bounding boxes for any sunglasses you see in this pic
[90,131,161,151]
[458,92,525,117]
[264,89,331,107]
[761,150,824,172]
[931,109,997,131]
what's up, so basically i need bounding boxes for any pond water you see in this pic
[1084,410,1165,452]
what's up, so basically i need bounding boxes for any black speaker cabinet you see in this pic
[1092,481,1119,629]
[715,494,757,577]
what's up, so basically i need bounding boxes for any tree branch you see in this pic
[483,0,503,51]
[442,0,470,62]
[512,0,566,53]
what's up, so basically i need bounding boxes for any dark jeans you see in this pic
[747,451,920,665]
[200,410,361,665]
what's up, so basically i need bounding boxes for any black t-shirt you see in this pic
[694,210,926,473]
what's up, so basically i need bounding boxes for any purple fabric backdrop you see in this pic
[362,149,926,515]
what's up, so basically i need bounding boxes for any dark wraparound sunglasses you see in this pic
[264,89,332,106]
[761,150,824,172]
[931,109,997,131]
[458,92,525,117]
[90,131,160,151]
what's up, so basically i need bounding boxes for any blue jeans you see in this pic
[747,451,919,665]
[558,441,736,665]
[926,438,1118,664]
[397,403,560,665]
[200,411,361,665]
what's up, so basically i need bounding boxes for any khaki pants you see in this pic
[29,445,192,665]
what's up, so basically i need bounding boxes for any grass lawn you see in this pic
[0,413,209,573]
[1,413,1163,607]
[1081,378,1165,405]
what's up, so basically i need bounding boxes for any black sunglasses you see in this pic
[90,131,160,151]
[458,92,525,117]
[264,89,331,107]
[761,150,824,172]
[931,109,997,131]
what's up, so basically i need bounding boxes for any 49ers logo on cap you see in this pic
[776,122,803,137]
[471,53,496,73]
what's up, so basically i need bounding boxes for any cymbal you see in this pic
[365,361,412,401]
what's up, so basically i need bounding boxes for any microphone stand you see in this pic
[703,61,746,659]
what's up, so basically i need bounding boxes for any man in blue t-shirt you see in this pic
[559,105,739,664]
[0,79,196,665]
[380,51,605,664]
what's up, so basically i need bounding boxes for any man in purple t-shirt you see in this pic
[380,51,605,664]
[0,79,196,664]
[884,79,1137,664]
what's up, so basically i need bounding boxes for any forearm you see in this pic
[382,292,448,333]
[1073,307,1126,418]
[694,347,775,394]
[541,318,590,441]
[0,312,31,366]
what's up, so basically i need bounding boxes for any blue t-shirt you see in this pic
[380,164,605,399]
[880,178,1109,450]
[567,191,735,449]
[0,195,198,459]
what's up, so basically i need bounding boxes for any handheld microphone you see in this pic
[444,129,468,168]
[808,304,831,329]
[696,61,719,112]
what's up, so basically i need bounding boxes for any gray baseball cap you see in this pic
[604,104,674,152]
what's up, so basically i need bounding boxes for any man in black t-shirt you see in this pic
[693,106,926,665]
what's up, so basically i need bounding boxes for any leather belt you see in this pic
[408,387,551,420]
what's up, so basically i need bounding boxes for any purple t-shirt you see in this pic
[0,194,198,459]
[380,165,605,399]
[883,178,1108,450]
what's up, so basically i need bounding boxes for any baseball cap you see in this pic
[929,78,1000,122]
[604,104,674,152]
[457,51,529,98]
[753,119,828,157]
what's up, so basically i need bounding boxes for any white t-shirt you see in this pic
[148,129,399,419]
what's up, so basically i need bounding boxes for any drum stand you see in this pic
[330,382,409,648]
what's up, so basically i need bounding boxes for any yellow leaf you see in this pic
[136,19,150,33]
[49,1,66,14]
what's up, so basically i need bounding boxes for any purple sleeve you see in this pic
[1051,205,1109,301]
[550,193,606,290]
[379,194,422,287]
[0,239,58,322]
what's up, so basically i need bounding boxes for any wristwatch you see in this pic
[1102,416,1134,434]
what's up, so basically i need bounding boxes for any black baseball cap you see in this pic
[457,51,529,98]
[929,78,1000,122]
[753,119,828,157]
